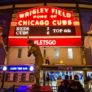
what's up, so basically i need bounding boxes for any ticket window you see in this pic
[9,73,14,81]
[5,73,10,81]
[29,74,34,82]
[13,73,18,82]
[26,73,30,82]
[18,73,22,82]
[21,73,26,82]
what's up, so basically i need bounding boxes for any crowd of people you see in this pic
[57,75,92,92]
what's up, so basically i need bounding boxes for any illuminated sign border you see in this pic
[8,6,81,47]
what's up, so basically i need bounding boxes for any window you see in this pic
[68,48,73,59]
[18,48,22,58]
[54,48,59,61]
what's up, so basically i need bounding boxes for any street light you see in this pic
[3,66,7,71]
[29,66,34,72]
[1,66,7,89]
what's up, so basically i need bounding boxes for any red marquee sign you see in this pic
[8,6,82,47]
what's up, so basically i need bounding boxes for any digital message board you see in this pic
[15,26,75,36]
[8,6,82,46]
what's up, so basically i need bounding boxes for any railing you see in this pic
[2,84,92,92]
[4,85,58,92]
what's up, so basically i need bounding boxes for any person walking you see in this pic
[57,75,70,92]
[69,75,85,92]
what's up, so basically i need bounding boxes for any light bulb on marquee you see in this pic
[47,30,50,35]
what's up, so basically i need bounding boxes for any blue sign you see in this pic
[7,65,34,71]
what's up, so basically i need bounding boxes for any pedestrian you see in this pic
[45,57,50,65]
[46,72,50,85]
[57,76,62,87]
[57,75,70,92]
[84,77,91,92]
[69,75,85,92]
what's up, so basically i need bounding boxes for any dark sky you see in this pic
[80,11,92,33]
[0,0,92,3]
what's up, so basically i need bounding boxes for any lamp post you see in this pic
[1,66,7,89]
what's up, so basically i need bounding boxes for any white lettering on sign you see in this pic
[51,9,72,18]
[18,20,49,26]
[53,29,63,33]
[16,7,75,26]
[9,66,29,71]
[18,8,72,19]
[16,27,29,31]
[15,27,29,35]
[15,7,76,26]
[19,8,49,19]
[64,29,71,33]
[34,40,56,45]
[18,20,72,26]
[52,20,72,26]
[16,31,28,35]
[53,28,71,33]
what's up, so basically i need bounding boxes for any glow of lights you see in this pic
[3,66,7,71]
[29,66,34,71]
[47,30,50,35]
